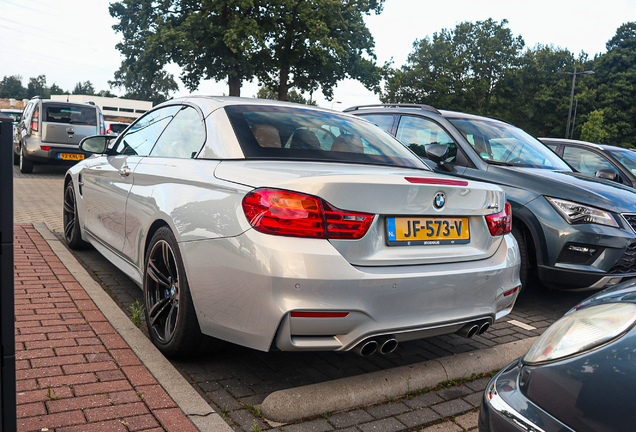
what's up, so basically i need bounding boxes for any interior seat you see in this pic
[289,129,320,149]
[251,125,282,148]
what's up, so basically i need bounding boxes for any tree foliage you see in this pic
[255,85,316,105]
[73,81,96,95]
[580,110,610,143]
[109,0,384,100]
[0,75,26,99]
[109,0,179,104]
[383,19,524,114]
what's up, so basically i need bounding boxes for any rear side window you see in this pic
[224,105,427,170]
[150,106,205,158]
[42,104,97,126]
[359,114,394,133]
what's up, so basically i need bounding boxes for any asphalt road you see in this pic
[13,164,592,431]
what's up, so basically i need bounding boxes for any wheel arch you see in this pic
[143,219,171,266]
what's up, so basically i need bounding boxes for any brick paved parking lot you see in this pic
[13,167,592,431]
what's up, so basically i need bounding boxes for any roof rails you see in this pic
[343,103,441,115]
[30,95,42,100]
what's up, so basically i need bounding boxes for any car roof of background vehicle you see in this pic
[0,108,22,113]
[538,137,606,151]
[343,103,441,115]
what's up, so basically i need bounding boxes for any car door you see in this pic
[393,114,472,176]
[122,105,207,266]
[81,105,181,253]
[561,145,626,184]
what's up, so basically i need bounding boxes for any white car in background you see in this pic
[63,96,521,358]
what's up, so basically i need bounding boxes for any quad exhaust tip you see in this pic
[353,335,399,356]
[457,320,491,339]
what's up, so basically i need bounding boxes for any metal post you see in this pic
[565,67,577,138]
[570,99,579,140]
[0,113,16,432]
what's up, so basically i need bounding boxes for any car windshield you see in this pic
[605,147,636,175]
[43,104,97,125]
[448,117,571,170]
[225,105,428,170]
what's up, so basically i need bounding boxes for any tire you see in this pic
[512,224,531,292]
[19,145,34,173]
[63,181,90,249]
[143,227,220,358]
[13,149,19,165]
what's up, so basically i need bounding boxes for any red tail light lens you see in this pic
[485,202,512,236]
[31,119,38,132]
[40,146,51,151]
[242,188,374,240]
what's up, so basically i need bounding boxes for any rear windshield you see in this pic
[109,123,128,133]
[2,112,21,122]
[43,104,97,126]
[224,105,427,170]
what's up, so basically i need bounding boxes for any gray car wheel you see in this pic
[144,227,221,358]
[19,145,33,174]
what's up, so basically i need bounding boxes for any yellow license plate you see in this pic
[58,153,85,161]
[386,217,470,246]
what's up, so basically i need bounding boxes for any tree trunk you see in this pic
[228,75,241,97]
[278,65,289,101]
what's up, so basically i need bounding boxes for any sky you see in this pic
[1,0,635,110]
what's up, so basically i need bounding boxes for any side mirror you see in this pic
[80,135,115,154]
[596,169,619,182]
[425,144,453,171]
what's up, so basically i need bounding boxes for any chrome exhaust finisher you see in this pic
[457,323,480,339]
[378,336,399,355]
[478,321,490,335]
[353,339,378,356]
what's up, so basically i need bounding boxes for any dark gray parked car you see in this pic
[479,279,636,432]
[15,97,105,173]
[347,104,636,291]
[540,137,636,187]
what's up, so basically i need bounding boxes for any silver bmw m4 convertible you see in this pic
[63,97,520,358]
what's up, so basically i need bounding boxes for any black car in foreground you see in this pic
[540,137,636,187]
[346,104,636,291]
[479,279,636,432]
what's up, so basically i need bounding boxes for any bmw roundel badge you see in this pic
[434,192,445,209]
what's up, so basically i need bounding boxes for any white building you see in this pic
[50,95,153,120]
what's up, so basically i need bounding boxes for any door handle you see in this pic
[119,166,131,177]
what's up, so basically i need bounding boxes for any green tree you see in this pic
[49,83,66,96]
[580,110,610,143]
[256,0,384,101]
[109,0,179,104]
[165,0,265,96]
[255,85,316,105]
[592,22,636,146]
[72,81,96,95]
[27,75,49,99]
[492,45,594,137]
[382,19,524,114]
[0,75,26,99]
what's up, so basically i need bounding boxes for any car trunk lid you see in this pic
[215,161,506,266]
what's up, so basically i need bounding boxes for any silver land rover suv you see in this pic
[15,97,105,173]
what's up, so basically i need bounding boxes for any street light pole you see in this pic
[557,68,594,139]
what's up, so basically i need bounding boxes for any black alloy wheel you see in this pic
[63,181,89,249]
[143,227,218,357]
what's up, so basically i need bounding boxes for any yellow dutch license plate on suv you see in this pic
[58,153,85,161]
[386,217,470,246]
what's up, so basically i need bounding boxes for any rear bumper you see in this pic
[181,231,521,352]
[22,144,90,166]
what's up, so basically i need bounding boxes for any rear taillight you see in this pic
[40,146,51,151]
[242,188,374,240]
[31,118,38,132]
[485,202,512,236]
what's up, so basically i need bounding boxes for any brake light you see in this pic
[485,202,512,236]
[40,146,51,151]
[30,118,38,132]
[242,188,374,240]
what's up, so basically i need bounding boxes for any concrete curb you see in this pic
[261,337,537,423]
[32,222,233,432]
